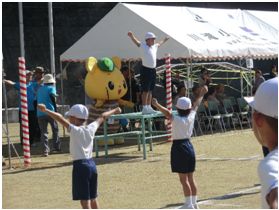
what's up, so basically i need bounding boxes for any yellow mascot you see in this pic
[85,56,133,145]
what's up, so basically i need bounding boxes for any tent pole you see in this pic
[18,2,25,58]
[2,74,12,169]
[240,59,243,98]
[60,60,66,137]
[128,59,132,102]
[48,2,56,77]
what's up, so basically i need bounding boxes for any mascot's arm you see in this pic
[118,99,134,108]
[95,99,105,108]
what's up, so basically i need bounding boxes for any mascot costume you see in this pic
[85,56,133,145]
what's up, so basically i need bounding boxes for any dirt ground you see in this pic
[2,123,262,209]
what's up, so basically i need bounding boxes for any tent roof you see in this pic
[60,3,278,62]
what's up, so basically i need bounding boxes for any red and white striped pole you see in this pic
[19,57,31,166]
[165,54,172,142]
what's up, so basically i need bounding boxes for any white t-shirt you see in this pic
[140,43,159,68]
[172,110,196,140]
[68,121,99,161]
[258,147,278,208]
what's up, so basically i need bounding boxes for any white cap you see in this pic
[244,77,278,119]
[175,97,192,110]
[43,74,56,84]
[65,104,89,120]
[145,32,156,40]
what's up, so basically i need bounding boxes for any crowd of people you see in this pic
[4,67,60,157]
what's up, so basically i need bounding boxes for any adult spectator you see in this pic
[252,69,265,95]
[37,74,60,156]
[121,66,141,112]
[215,84,226,106]
[173,82,187,106]
[270,64,277,79]
[4,70,39,146]
[198,67,212,87]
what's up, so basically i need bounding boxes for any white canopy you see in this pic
[60,3,278,62]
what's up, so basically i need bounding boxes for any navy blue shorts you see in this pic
[72,159,98,200]
[171,139,196,173]
[140,66,156,92]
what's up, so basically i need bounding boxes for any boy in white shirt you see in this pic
[128,31,169,114]
[37,103,121,209]
[245,77,278,209]
[152,85,208,209]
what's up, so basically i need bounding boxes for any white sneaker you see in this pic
[193,204,199,209]
[142,106,149,115]
[147,106,157,114]
[179,204,195,209]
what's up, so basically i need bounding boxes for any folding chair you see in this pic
[207,101,224,133]
[197,102,214,134]
[222,99,237,131]
[237,98,252,129]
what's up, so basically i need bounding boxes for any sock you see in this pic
[192,195,197,205]
[192,195,199,208]
[184,196,193,206]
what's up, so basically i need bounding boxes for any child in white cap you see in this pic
[128,31,169,114]
[152,85,208,209]
[37,103,121,209]
[245,77,278,209]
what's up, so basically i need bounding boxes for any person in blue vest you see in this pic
[37,74,60,156]
[4,70,40,146]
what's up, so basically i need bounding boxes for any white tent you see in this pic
[60,3,278,62]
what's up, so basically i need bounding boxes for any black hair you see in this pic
[200,67,208,74]
[177,108,191,117]
[192,85,199,93]
[176,82,186,93]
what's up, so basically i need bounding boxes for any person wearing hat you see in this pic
[244,77,278,209]
[37,103,121,208]
[32,66,45,100]
[128,31,169,114]
[37,74,60,156]
[4,70,40,146]
[152,85,208,209]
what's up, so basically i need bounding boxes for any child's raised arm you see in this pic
[128,31,140,47]
[158,37,169,47]
[37,104,70,129]
[152,98,172,120]
[95,107,122,125]
[192,85,208,111]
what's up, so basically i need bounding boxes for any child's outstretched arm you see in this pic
[4,79,15,86]
[95,107,122,125]
[37,104,70,129]
[127,31,140,47]
[192,85,208,111]
[152,98,172,120]
[158,37,169,47]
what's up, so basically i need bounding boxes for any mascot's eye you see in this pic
[108,81,114,90]
[123,81,127,89]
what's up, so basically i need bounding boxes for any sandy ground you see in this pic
[2,123,262,209]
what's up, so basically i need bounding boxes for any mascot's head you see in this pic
[84,56,127,101]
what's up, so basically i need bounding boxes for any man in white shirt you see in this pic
[128,31,169,114]
[245,77,278,209]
